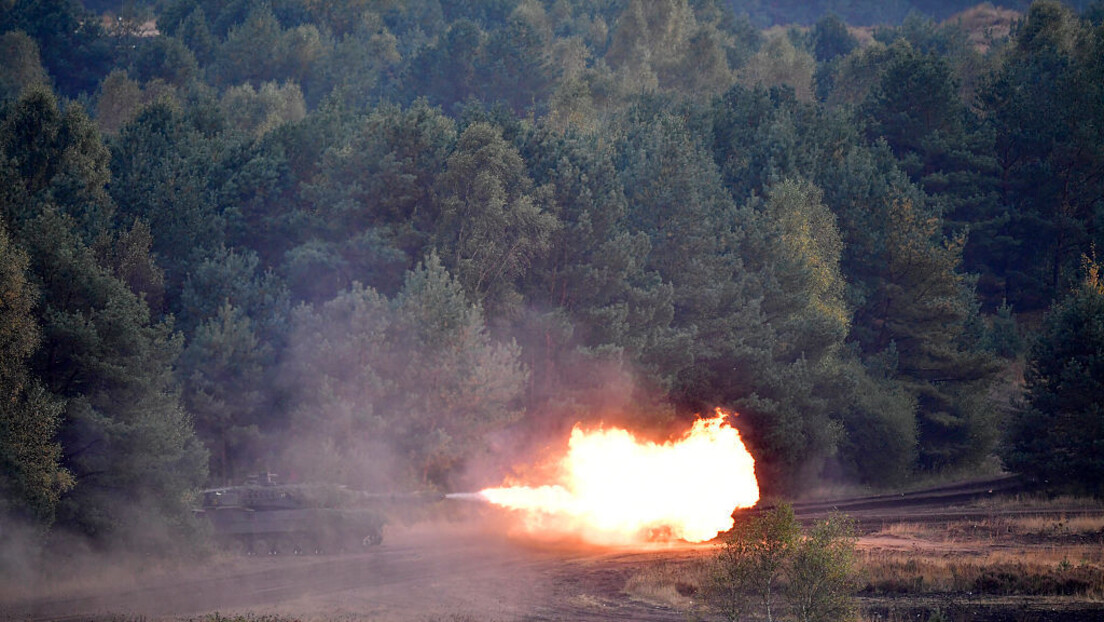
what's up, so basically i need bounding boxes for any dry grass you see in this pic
[1007,515,1104,535]
[970,493,1104,512]
[861,513,1104,600]
[630,513,1104,617]
[622,560,705,609]
[860,548,1104,598]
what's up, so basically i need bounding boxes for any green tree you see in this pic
[833,356,918,487]
[704,505,858,622]
[518,123,678,408]
[708,83,990,480]
[811,13,857,63]
[180,301,272,484]
[704,503,801,622]
[94,70,146,136]
[980,0,1104,308]
[738,34,816,101]
[435,122,559,315]
[863,199,1000,469]
[0,226,70,530]
[220,81,307,138]
[24,207,208,548]
[293,100,456,300]
[786,513,859,622]
[750,179,848,363]
[316,13,401,108]
[177,245,290,339]
[176,7,216,65]
[0,85,115,237]
[109,100,225,290]
[859,41,1002,300]
[285,256,527,488]
[1,0,115,97]
[0,30,49,102]
[1004,258,1104,495]
[210,4,284,86]
[128,36,199,88]
[403,19,485,111]
[1,87,207,548]
[481,11,555,114]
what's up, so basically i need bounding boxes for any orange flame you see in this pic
[479,410,758,545]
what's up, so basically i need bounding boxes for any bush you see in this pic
[701,504,858,622]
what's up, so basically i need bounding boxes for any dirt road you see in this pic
[4,476,1101,621]
[3,519,697,622]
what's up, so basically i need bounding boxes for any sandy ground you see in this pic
[4,476,1102,621]
[3,518,697,622]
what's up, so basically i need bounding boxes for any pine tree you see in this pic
[1004,258,1104,495]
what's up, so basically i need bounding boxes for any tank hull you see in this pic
[196,482,390,554]
[200,506,385,554]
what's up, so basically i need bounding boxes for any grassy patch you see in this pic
[860,546,1104,597]
[623,560,704,609]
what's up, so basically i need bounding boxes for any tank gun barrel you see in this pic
[444,492,489,502]
[354,491,445,503]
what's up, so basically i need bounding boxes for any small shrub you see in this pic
[786,513,858,622]
[701,505,858,622]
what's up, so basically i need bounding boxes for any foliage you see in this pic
[435,122,559,315]
[702,504,858,622]
[3,0,1103,555]
[1004,258,1104,495]
[738,34,816,101]
[786,514,858,622]
[285,255,527,489]
[0,88,207,552]
[0,30,49,103]
[0,225,70,530]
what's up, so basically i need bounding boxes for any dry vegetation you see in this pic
[623,560,705,609]
[860,514,1104,598]
[944,3,1021,52]
[624,509,1104,620]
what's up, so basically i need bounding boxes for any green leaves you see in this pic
[286,255,526,489]
[703,504,858,622]
[1004,259,1104,495]
[435,122,559,314]
[0,225,70,530]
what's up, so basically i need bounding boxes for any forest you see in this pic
[1,0,1103,560]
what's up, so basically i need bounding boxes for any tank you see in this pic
[195,473,442,555]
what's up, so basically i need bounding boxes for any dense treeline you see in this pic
[1,0,1103,558]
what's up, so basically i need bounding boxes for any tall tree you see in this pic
[1,88,207,548]
[0,85,114,237]
[434,122,559,315]
[284,256,527,489]
[981,0,1104,308]
[0,0,115,97]
[25,207,208,548]
[1004,257,1104,496]
[109,100,225,291]
[0,30,50,102]
[859,41,1002,302]
[859,199,999,469]
[0,226,70,531]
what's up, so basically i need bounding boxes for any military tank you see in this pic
[195,473,442,555]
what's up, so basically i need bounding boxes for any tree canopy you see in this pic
[1,0,1102,566]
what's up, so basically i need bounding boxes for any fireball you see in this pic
[479,410,758,545]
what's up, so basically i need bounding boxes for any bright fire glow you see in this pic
[479,410,758,545]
